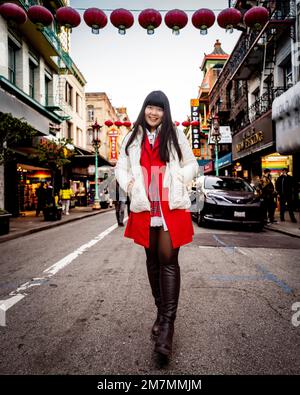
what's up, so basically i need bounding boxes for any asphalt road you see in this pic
[0,211,300,375]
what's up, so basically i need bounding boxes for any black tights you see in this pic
[145,227,179,267]
[145,227,180,321]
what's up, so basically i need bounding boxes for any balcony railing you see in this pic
[249,87,287,122]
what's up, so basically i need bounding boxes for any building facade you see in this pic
[210,0,298,185]
[0,0,87,214]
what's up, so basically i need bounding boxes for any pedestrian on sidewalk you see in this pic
[113,180,129,226]
[115,90,198,361]
[260,169,276,224]
[35,182,46,217]
[59,182,73,215]
[275,168,297,223]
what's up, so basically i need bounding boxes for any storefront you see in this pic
[261,153,293,184]
[232,111,275,181]
[17,164,52,212]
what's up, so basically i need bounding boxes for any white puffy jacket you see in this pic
[114,127,199,213]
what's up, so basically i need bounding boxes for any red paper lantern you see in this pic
[27,5,53,30]
[56,7,81,31]
[104,120,114,127]
[217,8,242,33]
[165,9,188,35]
[138,9,162,35]
[174,121,180,127]
[182,121,190,127]
[191,121,200,127]
[114,121,123,127]
[83,8,107,34]
[0,3,27,24]
[244,6,269,30]
[123,121,132,128]
[192,8,215,35]
[110,8,134,35]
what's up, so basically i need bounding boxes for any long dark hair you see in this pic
[125,90,182,162]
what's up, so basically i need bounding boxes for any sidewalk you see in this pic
[0,206,115,244]
[264,210,300,238]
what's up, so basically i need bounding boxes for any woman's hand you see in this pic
[128,178,135,194]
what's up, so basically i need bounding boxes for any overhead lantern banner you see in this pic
[108,129,119,162]
[190,99,201,157]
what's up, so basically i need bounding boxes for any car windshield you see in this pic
[204,177,253,192]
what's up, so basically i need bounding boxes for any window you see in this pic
[67,121,72,139]
[45,76,51,106]
[8,40,17,84]
[65,81,73,106]
[87,105,94,122]
[77,127,82,146]
[29,61,36,99]
[76,93,81,115]
[283,59,292,89]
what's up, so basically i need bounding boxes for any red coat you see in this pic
[124,134,194,248]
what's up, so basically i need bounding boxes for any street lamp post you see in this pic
[211,114,221,176]
[91,120,102,210]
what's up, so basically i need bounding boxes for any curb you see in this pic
[0,208,115,244]
[264,225,300,239]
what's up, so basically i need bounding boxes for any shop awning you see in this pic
[216,153,232,169]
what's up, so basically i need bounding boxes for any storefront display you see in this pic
[261,153,293,184]
[17,164,51,212]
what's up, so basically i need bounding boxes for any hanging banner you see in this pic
[190,98,201,157]
[108,129,119,162]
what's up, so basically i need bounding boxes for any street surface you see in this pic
[0,211,300,374]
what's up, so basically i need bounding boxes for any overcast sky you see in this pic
[70,0,241,123]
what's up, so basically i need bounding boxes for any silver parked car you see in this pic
[190,175,264,230]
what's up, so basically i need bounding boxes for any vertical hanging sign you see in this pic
[190,98,201,157]
[108,129,119,162]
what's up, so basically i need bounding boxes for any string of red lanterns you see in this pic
[102,120,205,129]
[0,3,270,35]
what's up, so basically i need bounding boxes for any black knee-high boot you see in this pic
[155,262,180,357]
[146,257,162,337]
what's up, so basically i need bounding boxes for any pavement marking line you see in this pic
[256,264,293,294]
[0,295,25,326]
[0,222,118,326]
[212,234,229,247]
[43,223,118,275]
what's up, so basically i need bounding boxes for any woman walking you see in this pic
[115,91,198,360]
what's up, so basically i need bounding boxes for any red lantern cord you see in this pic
[27,5,54,30]
[110,8,134,35]
[192,8,215,35]
[165,9,188,35]
[182,121,191,127]
[244,6,269,30]
[56,6,81,32]
[83,8,107,34]
[217,8,242,33]
[0,3,27,24]
[138,9,162,35]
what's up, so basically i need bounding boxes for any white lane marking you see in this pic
[0,222,118,326]
[44,223,118,276]
[0,294,25,326]
[236,248,248,256]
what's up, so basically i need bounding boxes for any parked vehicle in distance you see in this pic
[189,176,264,230]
